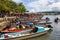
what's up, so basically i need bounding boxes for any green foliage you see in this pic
[17,3,27,13]
[0,0,28,13]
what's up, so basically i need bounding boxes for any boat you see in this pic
[39,21,52,25]
[37,21,53,29]
[1,28,32,33]
[0,26,50,40]
[41,16,50,21]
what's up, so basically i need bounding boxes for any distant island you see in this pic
[37,11,60,15]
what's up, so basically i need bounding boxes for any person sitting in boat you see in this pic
[46,24,53,28]
[46,17,50,22]
[16,24,21,29]
[27,22,34,28]
[54,17,59,23]
[25,25,30,28]
[16,20,22,27]
[16,22,26,29]
[30,27,38,33]
[15,17,21,24]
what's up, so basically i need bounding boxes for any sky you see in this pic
[13,0,60,12]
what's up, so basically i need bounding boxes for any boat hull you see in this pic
[39,22,52,25]
[6,31,48,40]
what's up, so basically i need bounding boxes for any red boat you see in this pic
[1,27,32,33]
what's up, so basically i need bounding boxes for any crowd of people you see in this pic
[1,13,59,33]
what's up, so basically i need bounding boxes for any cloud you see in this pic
[12,0,60,12]
[47,2,60,11]
[48,2,60,8]
[28,0,60,12]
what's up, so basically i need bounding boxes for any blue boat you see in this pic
[0,26,50,40]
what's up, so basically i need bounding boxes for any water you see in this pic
[25,15,60,40]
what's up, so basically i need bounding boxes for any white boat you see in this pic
[0,27,50,40]
[39,21,52,25]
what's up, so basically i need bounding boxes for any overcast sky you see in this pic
[13,0,60,12]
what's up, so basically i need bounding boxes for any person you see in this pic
[16,22,26,29]
[47,25,53,28]
[15,17,22,26]
[15,16,21,22]
[27,22,34,28]
[25,25,29,28]
[16,24,20,29]
[46,17,50,22]
[30,27,38,33]
[16,23,23,29]
[54,17,59,23]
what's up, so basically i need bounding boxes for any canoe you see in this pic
[0,27,50,40]
[39,21,52,25]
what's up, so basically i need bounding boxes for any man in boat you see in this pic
[27,21,34,28]
[46,17,50,22]
[15,17,21,24]
[30,27,38,33]
[16,23,24,29]
[54,17,59,23]
[15,18,25,29]
[15,16,22,26]
[47,25,53,28]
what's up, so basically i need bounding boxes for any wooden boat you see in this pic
[0,27,50,40]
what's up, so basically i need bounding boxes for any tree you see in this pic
[17,3,27,13]
[0,0,27,14]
